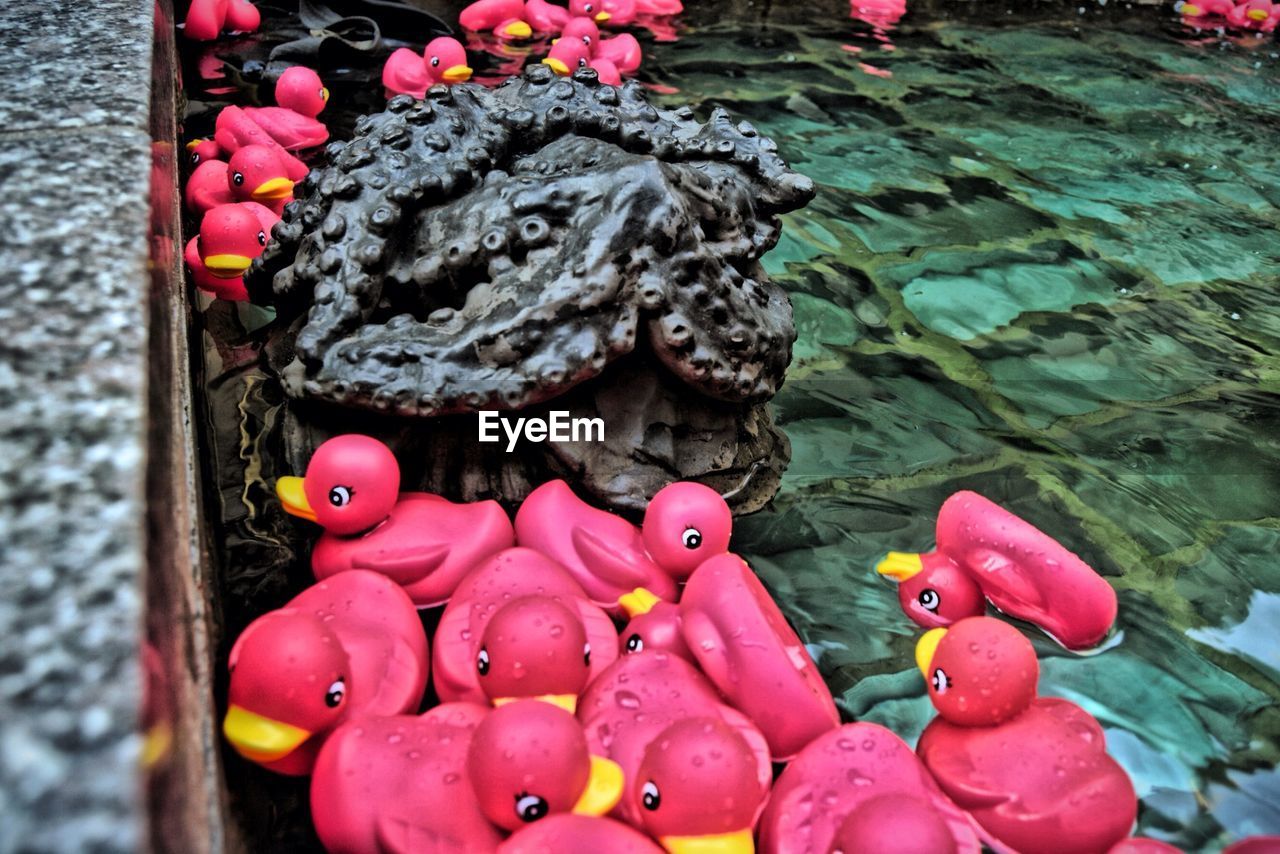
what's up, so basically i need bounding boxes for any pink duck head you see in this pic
[425,37,474,83]
[466,699,624,830]
[274,65,328,117]
[186,137,222,168]
[618,588,693,663]
[633,717,768,854]
[276,434,399,536]
[476,596,591,712]
[641,481,733,581]
[195,202,272,284]
[227,144,295,208]
[569,0,635,24]
[876,549,984,629]
[915,616,1038,727]
[560,15,602,50]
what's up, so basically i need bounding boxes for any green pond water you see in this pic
[191,1,1280,849]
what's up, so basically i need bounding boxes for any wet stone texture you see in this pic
[252,64,815,514]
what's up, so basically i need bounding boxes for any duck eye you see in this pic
[681,528,702,549]
[918,588,940,613]
[514,793,548,822]
[578,57,588,68]
[625,633,643,653]
[477,647,490,675]
[431,56,440,67]
[190,151,201,165]
[585,2,594,10]
[931,668,951,694]
[641,780,660,811]
[583,642,591,665]
[584,35,592,44]
[325,678,345,707]
[328,485,352,506]
[257,230,267,246]
[232,171,244,186]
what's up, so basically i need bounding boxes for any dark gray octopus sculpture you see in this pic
[250,63,815,515]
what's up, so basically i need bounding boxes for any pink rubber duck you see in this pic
[1224,839,1280,854]
[758,722,982,854]
[222,571,430,776]
[569,0,683,25]
[214,105,311,181]
[514,479,731,614]
[558,17,642,72]
[850,0,907,28]
[310,704,504,853]
[915,617,1137,854]
[185,137,222,168]
[434,548,618,706]
[501,815,664,853]
[876,490,1118,650]
[276,434,515,608]
[227,144,294,216]
[577,652,773,828]
[183,201,277,301]
[467,700,624,829]
[475,596,593,712]
[676,554,840,761]
[383,37,474,99]
[543,40,622,86]
[632,717,769,854]
[460,0,570,39]
[1176,0,1236,20]
[618,591,693,663]
[184,0,260,40]
[1226,0,1280,30]
[183,158,234,215]
[242,66,330,151]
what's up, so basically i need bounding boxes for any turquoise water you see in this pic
[189,1,1280,849]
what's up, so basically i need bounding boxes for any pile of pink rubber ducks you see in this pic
[181,66,330,301]
[382,0,678,98]
[218,435,1277,853]
[1178,0,1280,33]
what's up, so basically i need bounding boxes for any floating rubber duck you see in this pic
[915,617,1137,854]
[515,480,677,613]
[310,704,504,853]
[850,0,907,28]
[500,815,665,853]
[543,40,622,86]
[1175,0,1236,20]
[183,158,234,215]
[1226,0,1280,30]
[460,0,569,39]
[876,490,1118,650]
[758,722,981,854]
[577,652,773,828]
[185,138,222,169]
[183,0,261,40]
[214,105,311,182]
[222,570,430,776]
[434,548,618,706]
[558,16,643,73]
[467,700,624,829]
[276,434,515,608]
[676,553,840,761]
[633,717,768,854]
[569,0,684,25]
[242,66,330,151]
[184,201,277,301]
[382,37,474,100]
[475,595,593,712]
[227,144,295,216]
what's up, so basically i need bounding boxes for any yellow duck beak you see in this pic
[321,87,330,102]
[915,627,947,678]
[442,64,474,83]
[876,551,923,582]
[595,11,611,21]
[1247,7,1268,19]
[573,755,625,816]
[276,476,317,522]
[500,20,533,39]
[251,177,295,202]
[1178,1,1203,12]
[185,139,201,152]
[223,704,311,763]
[619,587,661,618]
[542,57,572,76]
[660,829,755,854]
[492,694,578,714]
[202,254,253,278]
